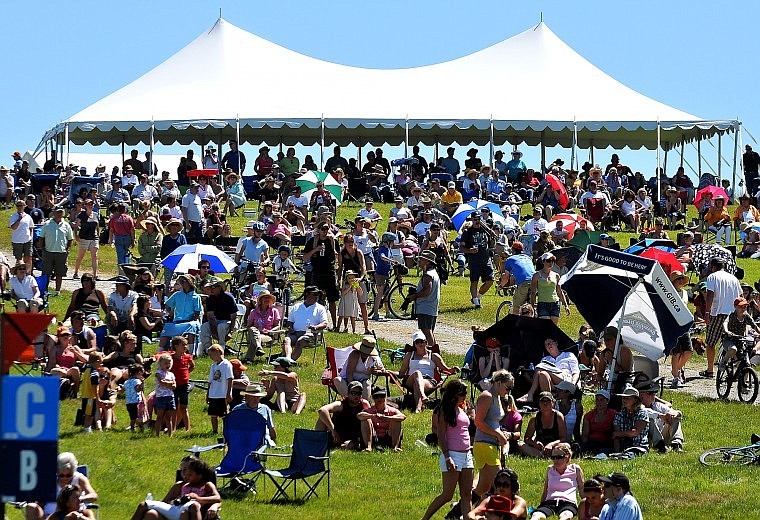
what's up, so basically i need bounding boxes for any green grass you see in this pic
[4,200,760,519]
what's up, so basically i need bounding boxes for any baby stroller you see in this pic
[31,173,59,196]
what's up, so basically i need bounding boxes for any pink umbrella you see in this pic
[694,185,730,209]
[548,213,595,240]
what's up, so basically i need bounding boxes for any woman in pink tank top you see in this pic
[531,442,585,520]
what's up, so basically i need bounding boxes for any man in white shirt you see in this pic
[285,184,309,212]
[522,206,548,236]
[10,199,34,270]
[703,257,742,377]
[203,146,219,170]
[181,181,204,242]
[9,263,42,312]
[131,175,159,202]
[357,199,382,225]
[283,286,328,360]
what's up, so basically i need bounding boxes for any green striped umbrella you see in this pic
[296,170,343,205]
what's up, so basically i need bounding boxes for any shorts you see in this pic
[42,251,68,277]
[174,383,189,406]
[329,428,364,449]
[127,402,139,421]
[78,238,100,251]
[537,301,561,318]
[207,397,228,417]
[671,333,693,354]
[438,450,474,472]
[155,395,176,411]
[417,314,437,331]
[473,442,502,469]
[535,499,578,518]
[12,240,32,260]
[373,273,389,287]
[312,272,340,302]
[374,434,395,449]
[513,281,531,309]
[705,314,727,347]
[469,262,494,283]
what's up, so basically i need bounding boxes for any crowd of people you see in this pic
[8,142,756,520]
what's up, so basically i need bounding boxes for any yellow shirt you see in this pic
[442,190,463,205]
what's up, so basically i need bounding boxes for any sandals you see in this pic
[698,370,714,378]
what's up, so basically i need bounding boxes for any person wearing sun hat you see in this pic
[611,385,649,457]
[159,218,187,285]
[159,273,203,352]
[332,335,384,399]
[259,356,307,414]
[243,289,280,361]
[223,170,247,216]
[199,276,237,357]
[407,249,441,345]
[232,382,277,446]
[135,216,163,265]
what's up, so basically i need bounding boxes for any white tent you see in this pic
[38,18,737,153]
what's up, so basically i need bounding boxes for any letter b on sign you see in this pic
[20,450,38,491]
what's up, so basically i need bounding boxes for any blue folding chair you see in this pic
[261,429,330,502]
[33,274,51,312]
[93,325,108,351]
[194,408,267,495]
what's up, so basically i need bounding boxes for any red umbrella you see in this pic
[640,247,683,277]
[548,213,595,240]
[545,173,570,210]
[694,185,730,209]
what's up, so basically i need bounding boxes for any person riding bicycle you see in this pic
[273,245,298,283]
[236,221,270,285]
[721,297,760,367]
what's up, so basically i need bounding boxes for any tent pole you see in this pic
[571,119,578,172]
[64,123,70,168]
[121,137,125,171]
[735,122,742,197]
[434,137,439,165]
[589,139,594,165]
[663,147,668,180]
[236,116,241,175]
[717,132,722,185]
[489,116,494,168]
[320,115,325,171]
[218,129,223,178]
[149,119,155,181]
[607,278,642,393]
[697,131,702,177]
[200,134,205,163]
[404,116,409,158]
[540,131,546,172]
[680,136,685,168]
[656,120,661,202]
[358,141,362,169]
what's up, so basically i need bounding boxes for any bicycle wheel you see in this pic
[737,366,760,403]
[495,300,512,323]
[364,280,377,311]
[699,446,758,466]
[388,282,417,320]
[715,367,732,400]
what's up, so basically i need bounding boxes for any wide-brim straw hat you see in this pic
[353,335,378,356]
[140,217,160,231]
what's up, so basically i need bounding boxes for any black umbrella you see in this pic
[551,246,582,270]
[479,315,576,370]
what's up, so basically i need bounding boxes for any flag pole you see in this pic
[236,115,240,175]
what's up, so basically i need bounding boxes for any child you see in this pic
[132,457,221,520]
[207,344,233,435]
[79,351,104,433]
[97,364,118,430]
[259,356,307,414]
[170,336,195,432]
[530,443,585,520]
[721,297,760,366]
[124,364,147,432]
[337,270,362,333]
[153,353,177,437]
[273,245,298,282]
[370,233,395,320]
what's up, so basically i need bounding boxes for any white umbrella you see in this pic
[161,244,238,273]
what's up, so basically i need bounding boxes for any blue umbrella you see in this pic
[624,238,677,255]
[161,244,238,273]
[450,199,507,231]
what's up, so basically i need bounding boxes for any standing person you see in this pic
[303,222,340,327]
[170,336,195,432]
[160,219,187,285]
[206,344,233,435]
[10,199,34,272]
[181,181,204,243]
[530,253,570,324]
[337,234,371,334]
[407,250,441,345]
[73,198,100,279]
[368,232,395,322]
[203,145,218,170]
[472,370,513,503]
[337,270,362,334]
[500,242,535,313]
[221,140,246,174]
[153,353,177,438]
[108,202,136,268]
[597,472,643,520]
[40,207,74,294]
[702,257,742,378]
[422,379,473,520]
[530,443,585,520]
[743,144,760,197]
[460,213,495,308]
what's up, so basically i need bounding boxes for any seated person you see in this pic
[259,356,306,414]
[612,385,650,457]
[441,181,464,215]
[518,391,567,459]
[333,336,385,399]
[616,189,640,231]
[243,290,281,361]
[637,380,684,453]
[69,311,98,354]
[102,331,145,385]
[645,217,669,239]
[131,457,221,520]
[232,383,277,446]
[517,338,579,404]
[24,452,98,520]
[282,286,329,360]
[580,389,617,456]
[529,442,584,520]
[45,327,89,396]
[199,277,237,357]
[673,231,695,269]
[107,276,138,334]
[159,274,203,352]
[398,330,459,413]
[738,222,760,258]
[663,187,683,230]
[466,468,527,520]
[577,479,605,520]
[267,212,292,246]
[357,386,406,452]
[315,380,371,450]
[597,327,633,394]
[704,195,731,244]
[9,262,42,312]
[475,337,510,390]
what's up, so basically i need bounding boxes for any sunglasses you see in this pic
[551,454,566,460]
[58,472,73,479]
[349,391,362,396]
[200,266,210,269]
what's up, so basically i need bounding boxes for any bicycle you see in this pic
[715,334,760,403]
[494,284,516,323]
[699,434,760,466]
[364,264,417,320]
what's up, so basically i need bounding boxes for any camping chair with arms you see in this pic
[261,428,330,502]
[32,274,51,312]
[321,346,354,403]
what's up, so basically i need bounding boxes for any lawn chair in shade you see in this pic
[261,428,330,502]
[187,408,267,495]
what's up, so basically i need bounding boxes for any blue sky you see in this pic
[2,1,757,183]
